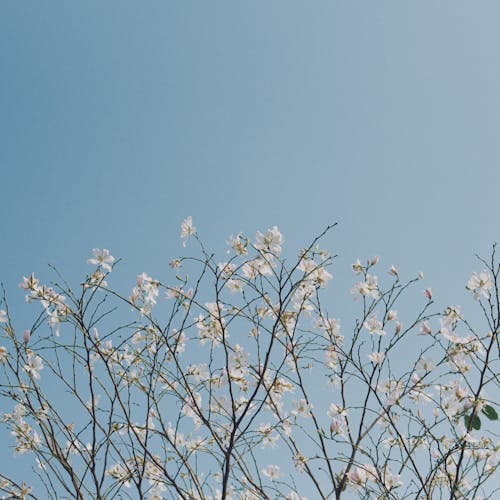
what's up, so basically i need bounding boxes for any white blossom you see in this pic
[106,463,132,488]
[466,270,493,300]
[348,467,367,488]
[87,248,115,272]
[327,403,347,418]
[364,315,386,336]
[352,258,363,275]
[24,353,44,380]
[351,274,379,299]
[180,216,196,246]
[227,233,248,255]
[286,492,308,500]
[262,464,280,480]
[255,226,283,256]
[368,351,385,365]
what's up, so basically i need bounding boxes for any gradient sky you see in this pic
[2,1,500,496]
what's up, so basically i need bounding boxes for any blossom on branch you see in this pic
[466,270,493,300]
[255,226,283,256]
[180,216,196,246]
[87,248,115,272]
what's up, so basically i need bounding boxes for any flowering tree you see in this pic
[0,218,499,499]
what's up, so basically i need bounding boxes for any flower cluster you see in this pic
[20,273,69,336]
[129,272,159,315]
[0,221,498,499]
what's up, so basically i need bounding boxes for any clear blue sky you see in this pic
[2,1,500,296]
[1,0,500,495]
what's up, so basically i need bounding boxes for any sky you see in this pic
[1,1,500,497]
[2,0,500,296]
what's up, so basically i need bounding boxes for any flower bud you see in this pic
[418,321,432,335]
[330,419,342,434]
[387,310,397,321]
[23,330,30,344]
[388,265,399,276]
[424,288,433,300]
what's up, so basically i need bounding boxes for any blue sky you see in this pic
[2,0,500,298]
[1,1,500,496]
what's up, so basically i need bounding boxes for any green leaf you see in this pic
[464,414,481,430]
[481,405,499,421]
